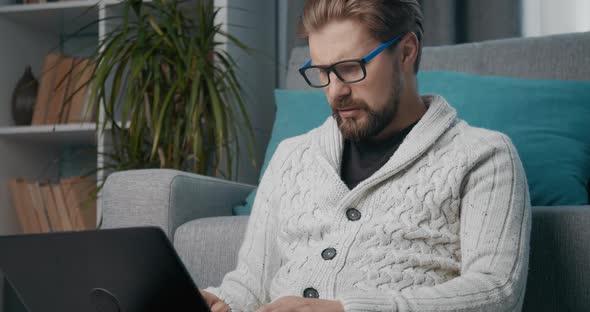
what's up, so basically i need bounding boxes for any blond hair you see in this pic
[301,0,424,72]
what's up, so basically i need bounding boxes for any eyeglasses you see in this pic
[299,35,403,88]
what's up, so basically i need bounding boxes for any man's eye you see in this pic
[338,64,359,73]
[315,68,328,76]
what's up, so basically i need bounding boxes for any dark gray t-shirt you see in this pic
[341,121,418,190]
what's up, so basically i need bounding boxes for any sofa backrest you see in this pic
[286,31,590,91]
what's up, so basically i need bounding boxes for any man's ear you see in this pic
[399,32,419,73]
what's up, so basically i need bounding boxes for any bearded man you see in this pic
[201,1,531,311]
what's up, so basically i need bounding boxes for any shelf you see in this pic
[0,1,100,12]
[0,0,147,12]
[0,1,101,34]
[0,123,98,144]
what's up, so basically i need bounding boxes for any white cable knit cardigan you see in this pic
[207,95,531,312]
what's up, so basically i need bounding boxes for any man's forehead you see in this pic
[308,29,377,65]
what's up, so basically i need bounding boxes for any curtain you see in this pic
[420,0,522,46]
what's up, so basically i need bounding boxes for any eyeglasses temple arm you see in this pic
[363,35,402,63]
[300,59,312,70]
[300,34,401,69]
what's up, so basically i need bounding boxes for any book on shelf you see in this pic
[31,53,60,125]
[61,176,95,231]
[61,178,84,230]
[65,57,97,124]
[31,53,97,126]
[39,182,64,232]
[51,182,74,231]
[6,176,97,234]
[45,56,74,125]
[7,179,35,233]
[28,181,52,232]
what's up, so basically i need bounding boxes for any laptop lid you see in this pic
[0,226,211,312]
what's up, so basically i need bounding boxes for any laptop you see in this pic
[0,226,211,312]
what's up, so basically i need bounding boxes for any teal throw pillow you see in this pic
[236,72,590,214]
[418,71,590,206]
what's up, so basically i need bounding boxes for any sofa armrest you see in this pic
[174,216,249,288]
[100,169,255,239]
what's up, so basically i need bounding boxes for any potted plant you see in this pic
[85,0,256,180]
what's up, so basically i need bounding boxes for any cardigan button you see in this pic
[321,248,337,260]
[346,208,361,221]
[303,287,319,298]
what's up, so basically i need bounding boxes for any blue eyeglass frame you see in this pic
[299,34,403,88]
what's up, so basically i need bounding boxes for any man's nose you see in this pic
[326,71,351,102]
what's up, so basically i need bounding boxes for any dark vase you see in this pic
[11,65,38,126]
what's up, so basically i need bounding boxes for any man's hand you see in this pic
[256,296,344,312]
[199,288,230,312]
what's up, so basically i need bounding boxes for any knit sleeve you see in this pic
[338,133,532,312]
[205,143,288,311]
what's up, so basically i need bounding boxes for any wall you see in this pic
[277,1,305,88]
[214,0,277,184]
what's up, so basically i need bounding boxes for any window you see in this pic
[523,0,590,36]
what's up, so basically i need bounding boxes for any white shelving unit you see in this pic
[0,2,104,308]
[0,0,154,238]
[0,0,109,239]
[0,0,276,308]
[0,0,277,232]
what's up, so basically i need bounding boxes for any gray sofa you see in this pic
[101,32,590,311]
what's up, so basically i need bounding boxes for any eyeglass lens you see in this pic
[303,61,365,87]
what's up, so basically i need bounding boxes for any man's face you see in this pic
[309,19,402,141]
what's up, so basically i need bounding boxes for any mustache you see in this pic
[332,97,369,110]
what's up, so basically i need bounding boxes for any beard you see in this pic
[332,69,402,142]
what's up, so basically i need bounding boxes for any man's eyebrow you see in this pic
[311,55,358,66]
[313,46,375,66]
[309,57,332,66]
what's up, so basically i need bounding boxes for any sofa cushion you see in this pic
[418,71,590,206]
[233,89,331,215]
